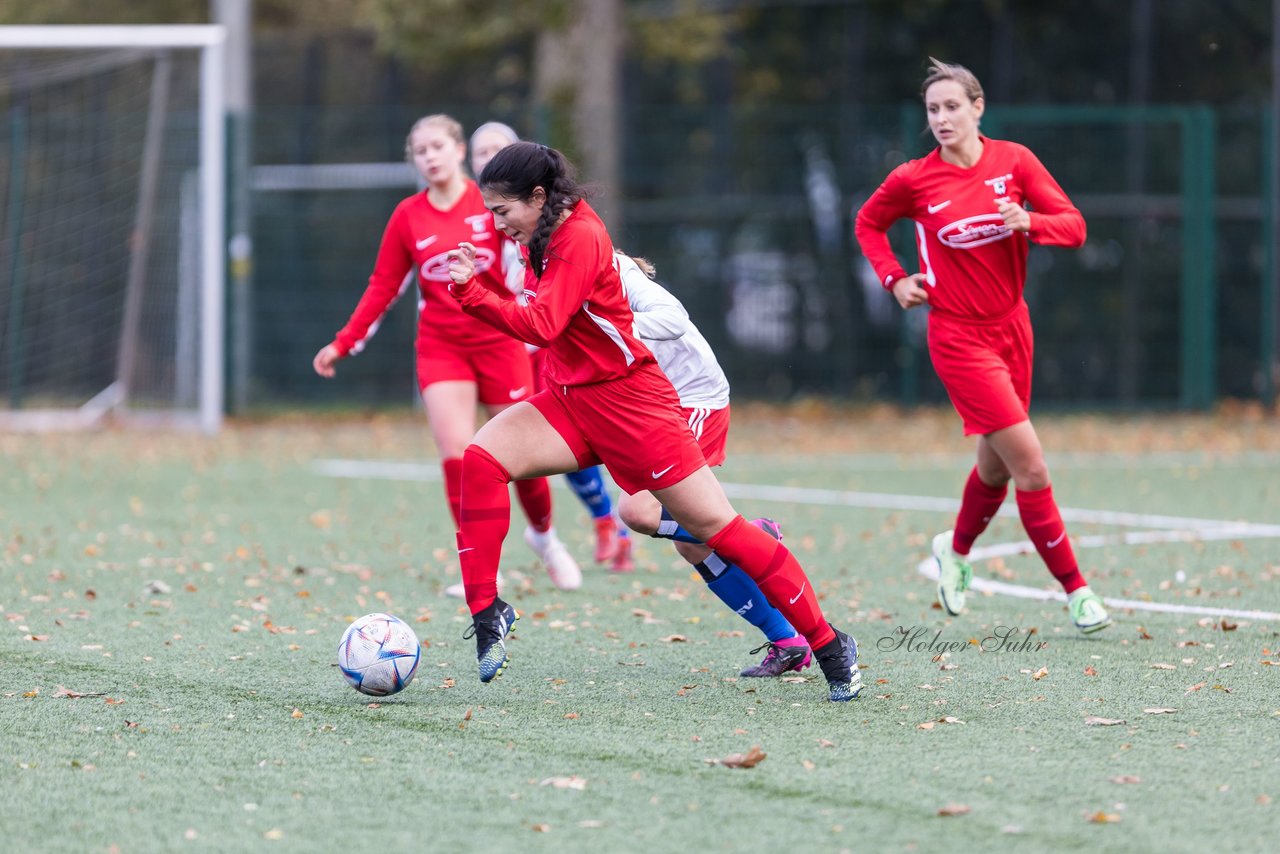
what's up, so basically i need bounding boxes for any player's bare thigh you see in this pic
[471,401,580,480]
[978,419,1050,490]
[650,466,738,543]
[421,381,480,459]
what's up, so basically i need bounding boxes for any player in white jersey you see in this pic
[615,252,812,677]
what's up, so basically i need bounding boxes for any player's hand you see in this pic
[312,344,341,378]
[997,199,1031,232]
[447,242,477,289]
[891,273,930,309]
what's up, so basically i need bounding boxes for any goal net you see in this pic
[0,26,224,433]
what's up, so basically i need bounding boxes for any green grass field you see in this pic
[3,406,1279,853]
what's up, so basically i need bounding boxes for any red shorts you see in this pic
[685,405,730,467]
[927,302,1033,436]
[527,361,708,494]
[416,335,534,405]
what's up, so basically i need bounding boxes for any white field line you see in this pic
[312,458,1280,620]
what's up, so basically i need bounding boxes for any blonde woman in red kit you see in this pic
[855,58,1110,634]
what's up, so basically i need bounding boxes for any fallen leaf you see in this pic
[1150,663,1177,670]
[53,686,106,699]
[1220,619,1238,631]
[917,721,936,731]
[291,709,304,719]
[706,745,767,768]
[563,712,579,719]
[532,824,550,833]
[1109,775,1142,784]
[1212,684,1232,693]
[1144,708,1177,715]
[817,739,836,748]
[1087,811,1122,823]
[1084,716,1126,726]
[1032,666,1049,681]
[104,697,124,706]
[25,635,50,642]
[1083,666,1098,676]
[540,776,587,790]
[22,689,38,698]
[938,803,971,817]
[801,759,815,771]
[463,708,473,721]
[659,635,687,643]
[263,828,285,840]
[1185,681,1206,695]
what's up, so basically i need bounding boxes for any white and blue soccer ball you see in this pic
[337,613,421,696]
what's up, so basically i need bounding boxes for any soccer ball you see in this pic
[337,613,421,696]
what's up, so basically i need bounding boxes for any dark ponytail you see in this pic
[478,142,586,277]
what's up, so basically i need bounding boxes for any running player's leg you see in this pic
[459,400,584,681]
[983,421,1108,631]
[617,489,801,653]
[652,468,861,700]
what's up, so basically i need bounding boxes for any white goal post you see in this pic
[0,25,225,433]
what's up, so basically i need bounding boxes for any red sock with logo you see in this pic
[442,457,464,529]
[458,445,513,614]
[1015,485,1086,594]
[953,467,1008,555]
[707,515,836,650]
[514,477,553,533]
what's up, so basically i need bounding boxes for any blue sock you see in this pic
[564,466,613,520]
[655,507,703,544]
[702,556,796,643]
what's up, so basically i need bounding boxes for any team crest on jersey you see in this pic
[464,213,491,234]
[984,173,1013,196]
[937,213,1012,249]
[420,247,497,282]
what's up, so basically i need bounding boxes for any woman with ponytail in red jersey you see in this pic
[312,115,580,593]
[855,58,1110,634]
[446,142,862,701]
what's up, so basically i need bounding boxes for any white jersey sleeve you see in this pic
[616,253,731,410]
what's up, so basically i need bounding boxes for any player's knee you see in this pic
[1013,459,1050,491]
[617,494,658,535]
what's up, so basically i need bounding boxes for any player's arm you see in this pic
[448,241,594,346]
[620,260,689,342]
[853,166,915,291]
[1014,147,1086,248]
[329,207,415,359]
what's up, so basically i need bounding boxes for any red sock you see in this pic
[707,515,835,650]
[458,445,513,614]
[442,457,464,529]
[514,477,553,533]
[1015,485,1086,594]
[953,467,1007,555]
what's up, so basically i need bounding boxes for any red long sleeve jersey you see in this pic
[332,181,513,358]
[854,137,1086,321]
[453,200,657,386]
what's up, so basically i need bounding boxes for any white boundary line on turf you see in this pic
[312,458,1280,621]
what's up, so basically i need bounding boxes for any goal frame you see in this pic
[0,25,226,433]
